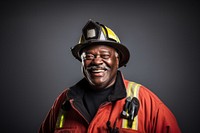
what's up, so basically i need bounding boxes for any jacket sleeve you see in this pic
[139,86,181,133]
[39,89,67,133]
[153,103,181,133]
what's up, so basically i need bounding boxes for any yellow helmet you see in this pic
[71,20,130,67]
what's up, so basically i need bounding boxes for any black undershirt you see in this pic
[83,85,114,118]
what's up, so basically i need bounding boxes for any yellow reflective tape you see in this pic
[106,27,120,43]
[122,81,132,129]
[101,26,121,43]
[59,114,64,128]
[122,82,133,129]
[133,83,140,98]
[55,109,66,129]
[122,116,128,129]
[132,83,140,130]
[122,82,141,130]
[127,82,134,97]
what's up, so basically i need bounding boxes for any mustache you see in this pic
[86,64,110,71]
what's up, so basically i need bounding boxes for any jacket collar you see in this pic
[63,71,127,123]
[67,70,127,102]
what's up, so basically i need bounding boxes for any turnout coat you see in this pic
[39,73,181,133]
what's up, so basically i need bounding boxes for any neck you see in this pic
[89,81,115,91]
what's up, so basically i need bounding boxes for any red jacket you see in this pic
[39,77,181,133]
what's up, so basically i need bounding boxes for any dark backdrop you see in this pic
[1,1,199,133]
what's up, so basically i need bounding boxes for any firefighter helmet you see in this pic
[71,20,130,67]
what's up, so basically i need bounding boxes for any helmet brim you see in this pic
[71,40,130,68]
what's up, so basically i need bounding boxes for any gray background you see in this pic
[1,1,199,133]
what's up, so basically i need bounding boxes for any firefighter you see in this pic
[39,20,181,133]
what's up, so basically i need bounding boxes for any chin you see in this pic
[89,81,107,89]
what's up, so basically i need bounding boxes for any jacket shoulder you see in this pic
[124,79,162,103]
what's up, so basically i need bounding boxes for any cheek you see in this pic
[81,60,88,75]
[82,60,90,68]
[107,58,119,69]
[82,60,93,78]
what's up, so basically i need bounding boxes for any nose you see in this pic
[91,56,103,65]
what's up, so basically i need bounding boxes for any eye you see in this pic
[101,54,110,59]
[85,54,94,60]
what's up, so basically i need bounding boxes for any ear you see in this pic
[115,51,120,68]
[117,57,120,68]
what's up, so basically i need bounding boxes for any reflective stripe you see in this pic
[56,109,65,129]
[127,82,134,97]
[59,114,64,128]
[122,81,141,130]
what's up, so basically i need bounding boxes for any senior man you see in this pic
[39,20,181,133]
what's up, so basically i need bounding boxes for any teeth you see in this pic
[91,69,105,72]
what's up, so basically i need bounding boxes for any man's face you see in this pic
[81,45,119,89]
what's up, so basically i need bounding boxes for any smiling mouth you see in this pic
[86,65,110,76]
[90,69,106,73]
[87,68,107,77]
